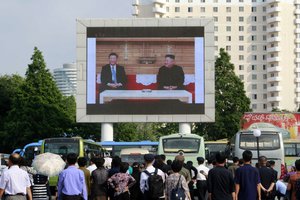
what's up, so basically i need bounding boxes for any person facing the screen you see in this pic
[100,52,127,91]
[157,54,185,90]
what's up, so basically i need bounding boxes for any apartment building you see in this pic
[53,63,77,96]
[132,0,299,112]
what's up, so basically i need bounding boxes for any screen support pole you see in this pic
[179,123,191,134]
[101,123,114,141]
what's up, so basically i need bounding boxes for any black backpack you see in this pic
[144,168,164,199]
[170,175,186,200]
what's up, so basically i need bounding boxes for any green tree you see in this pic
[114,123,160,141]
[4,47,73,152]
[195,48,251,140]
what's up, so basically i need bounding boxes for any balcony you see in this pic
[267,46,281,52]
[267,57,281,62]
[295,77,300,82]
[267,7,281,14]
[268,77,282,82]
[267,96,282,102]
[267,36,281,43]
[295,88,300,93]
[132,0,139,6]
[267,17,281,24]
[295,9,300,15]
[153,0,165,5]
[295,68,300,73]
[295,19,300,24]
[295,48,300,53]
[267,27,281,33]
[296,0,300,5]
[295,28,300,34]
[295,58,300,63]
[266,0,280,3]
[296,97,300,102]
[267,66,282,73]
[132,7,139,16]
[267,86,282,92]
[295,38,300,43]
[153,7,166,14]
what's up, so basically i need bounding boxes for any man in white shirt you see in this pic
[0,153,32,200]
[140,154,165,200]
[86,157,97,174]
[196,157,209,200]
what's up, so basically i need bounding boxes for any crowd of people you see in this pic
[1,151,300,200]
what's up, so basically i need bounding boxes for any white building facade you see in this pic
[133,0,300,112]
[53,63,77,96]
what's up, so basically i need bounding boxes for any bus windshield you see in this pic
[163,138,200,153]
[44,138,79,156]
[239,133,280,150]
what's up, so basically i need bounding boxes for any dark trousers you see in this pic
[142,191,163,200]
[188,181,195,200]
[62,193,82,200]
[114,192,130,200]
[196,180,207,200]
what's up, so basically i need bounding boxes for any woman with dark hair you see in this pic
[32,174,50,200]
[107,162,136,200]
[91,157,108,200]
[129,162,142,200]
[165,160,191,200]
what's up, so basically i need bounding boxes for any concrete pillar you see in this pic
[101,123,114,141]
[179,123,191,134]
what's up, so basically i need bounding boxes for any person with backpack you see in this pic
[140,154,165,200]
[166,160,191,200]
[286,159,300,200]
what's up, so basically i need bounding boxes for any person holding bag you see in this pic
[166,160,191,200]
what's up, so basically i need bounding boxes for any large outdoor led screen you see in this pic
[86,26,204,115]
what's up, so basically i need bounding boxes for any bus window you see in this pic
[44,139,79,157]
[163,138,200,153]
[239,134,280,150]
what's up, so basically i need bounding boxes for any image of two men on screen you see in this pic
[99,52,185,92]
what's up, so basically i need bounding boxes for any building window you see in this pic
[239,55,244,60]
[200,0,205,2]
[263,55,266,60]
[213,7,218,12]
[263,74,267,79]
[252,26,257,31]
[263,84,267,89]
[263,35,267,41]
[175,0,180,2]
[252,45,257,51]
[188,0,193,2]
[252,74,257,80]
[226,7,231,12]
[226,0,231,2]
[239,36,244,41]
[200,7,205,12]
[263,94,267,99]
[262,6,266,12]
[252,94,257,99]
[251,35,257,41]
[263,25,267,31]
[226,16,231,22]
[214,26,218,32]
[214,36,218,41]
[226,26,231,32]
[226,45,231,51]
[263,104,267,109]
[175,7,180,12]
[239,65,244,70]
[239,26,244,31]
[226,36,231,41]
[251,16,257,22]
[239,7,244,12]
[263,65,266,70]
[239,75,244,80]
[188,7,193,12]
[262,16,266,21]
[252,7,257,12]
[239,17,244,22]
[252,84,257,90]
[252,65,257,70]
[252,55,257,61]
[214,16,218,22]
[252,104,257,109]
[239,45,244,51]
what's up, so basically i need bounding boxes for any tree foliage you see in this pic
[194,48,251,140]
[3,47,74,151]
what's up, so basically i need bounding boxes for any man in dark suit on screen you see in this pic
[100,52,127,91]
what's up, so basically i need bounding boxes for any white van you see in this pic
[120,148,149,164]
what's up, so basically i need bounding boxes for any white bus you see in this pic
[157,133,205,164]
[231,129,285,179]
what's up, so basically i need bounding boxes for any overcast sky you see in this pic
[0,0,132,76]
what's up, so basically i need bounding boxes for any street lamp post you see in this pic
[253,129,261,159]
